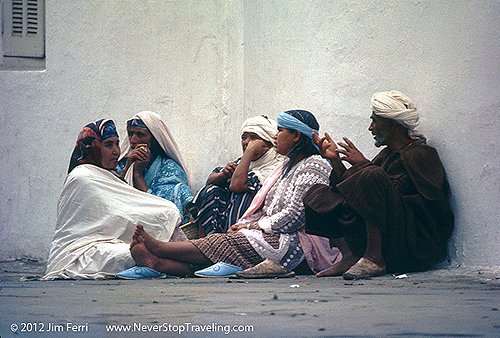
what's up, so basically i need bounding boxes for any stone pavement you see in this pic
[0,260,499,338]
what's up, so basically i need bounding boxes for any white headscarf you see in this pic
[240,115,284,182]
[240,115,278,143]
[119,111,192,188]
[371,91,420,136]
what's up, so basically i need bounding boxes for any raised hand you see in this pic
[131,144,151,172]
[245,138,271,161]
[336,137,367,165]
[127,144,150,163]
[313,131,340,161]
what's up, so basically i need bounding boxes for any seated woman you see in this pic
[189,115,284,235]
[117,111,193,221]
[43,119,185,280]
[127,110,341,277]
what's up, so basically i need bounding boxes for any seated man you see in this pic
[117,111,193,221]
[304,91,454,279]
[189,115,284,235]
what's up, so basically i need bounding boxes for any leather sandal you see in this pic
[342,257,386,280]
[236,259,295,279]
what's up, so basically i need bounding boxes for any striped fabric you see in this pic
[191,161,262,234]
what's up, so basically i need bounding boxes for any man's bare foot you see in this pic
[130,239,159,270]
[343,257,386,280]
[316,254,360,277]
[135,224,168,257]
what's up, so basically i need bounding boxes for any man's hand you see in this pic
[337,137,368,165]
[313,131,339,161]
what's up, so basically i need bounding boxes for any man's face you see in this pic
[368,113,394,147]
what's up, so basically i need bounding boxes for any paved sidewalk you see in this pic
[0,260,499,337]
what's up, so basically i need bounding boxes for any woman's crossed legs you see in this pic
[130,224,212,276]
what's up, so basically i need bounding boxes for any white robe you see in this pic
[43,164,185,280]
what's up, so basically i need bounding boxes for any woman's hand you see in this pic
[313,131,339,161]
[245,138,271,161]
[120,144,151,181]
[227,222,259,233]
[126,144,150,165]
[221,162,238,179]
[130,144,151,173]
[206,161,238,186]
[336,137,368,165]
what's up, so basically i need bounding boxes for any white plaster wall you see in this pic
[243,0,500,269]
[0,0,245,259]
[0,0,498,269]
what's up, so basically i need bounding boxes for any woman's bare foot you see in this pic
[316,254,360,277]
[130,237,159,270]
[130,235,139,251]
[135,224,169,257]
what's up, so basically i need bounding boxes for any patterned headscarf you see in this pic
[127,118,148,130]
[68,119,118,173]
[371,91,420,136]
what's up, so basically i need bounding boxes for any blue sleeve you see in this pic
[147,159,193,221]
[116,158,127,174]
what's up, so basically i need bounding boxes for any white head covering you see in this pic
[240,115,284,182]
[371,91,420,136]
[119,111,192,187]
[240,115,278,143]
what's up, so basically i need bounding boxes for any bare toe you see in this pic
[130,242,157,269]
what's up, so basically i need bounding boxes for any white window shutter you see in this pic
[3,0,45,57]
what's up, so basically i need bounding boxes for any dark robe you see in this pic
[303,138,454,273]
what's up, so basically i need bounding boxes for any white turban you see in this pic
[240,115,278,143]
[371,91,420,136]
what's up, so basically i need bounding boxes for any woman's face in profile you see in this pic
[100,136,120,169]
[274,127,299,155]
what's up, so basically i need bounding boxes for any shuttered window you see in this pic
[2,0,45,58]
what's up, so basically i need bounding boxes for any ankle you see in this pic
[341,252,359,261]
[363,254,385,267]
